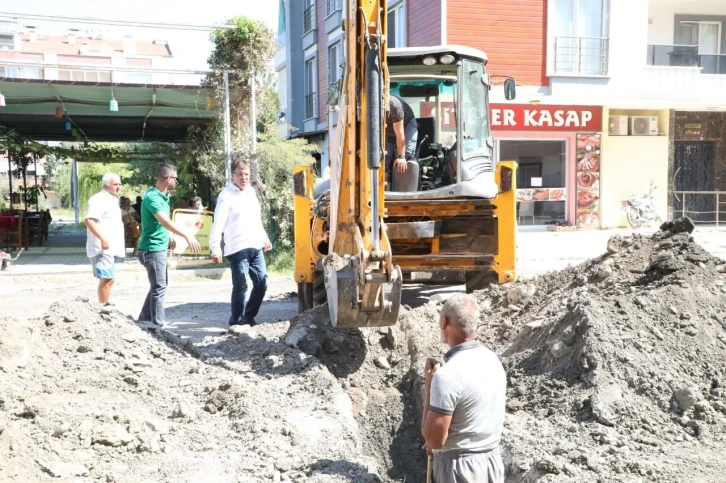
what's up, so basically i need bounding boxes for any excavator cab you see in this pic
[292,1,518,329]
[385,46,513,198]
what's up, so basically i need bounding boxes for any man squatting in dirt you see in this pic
[422,294,507,482]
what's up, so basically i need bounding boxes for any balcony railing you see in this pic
[58,69,112,83]
[303,5,315,34]
[305,92,317,120]
[648,44,726,75]
[0,65,43,79]
[326,0,341,17]
[553,36,609,76]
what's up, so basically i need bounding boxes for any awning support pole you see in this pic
[223,71,232,183]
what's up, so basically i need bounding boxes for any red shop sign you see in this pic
[490,105,602,131]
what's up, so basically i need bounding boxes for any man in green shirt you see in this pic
[137,163,201,327]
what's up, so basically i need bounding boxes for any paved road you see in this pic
[3,227,724,341]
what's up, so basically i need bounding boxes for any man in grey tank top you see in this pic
[422,293,507,483]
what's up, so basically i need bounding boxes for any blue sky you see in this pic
[2,1,279,67]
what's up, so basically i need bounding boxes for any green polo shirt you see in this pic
[138,186,170,252]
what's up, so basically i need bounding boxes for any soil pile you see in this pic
[0,299,385,482]
[467,219,726,481]
[4,218,726,483]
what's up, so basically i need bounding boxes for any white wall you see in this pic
[316,136,330,174]
[599,107,670,228]
[648,0,726,45]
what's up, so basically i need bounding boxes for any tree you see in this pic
[196,17,318,248]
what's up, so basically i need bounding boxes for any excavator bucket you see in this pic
[323,254,402,328]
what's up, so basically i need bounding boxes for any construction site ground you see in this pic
[2,224,726,482]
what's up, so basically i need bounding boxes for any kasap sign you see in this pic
[490,105,602,131]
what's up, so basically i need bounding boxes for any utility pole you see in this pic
[223,71,232,183]
[250,72,258,184]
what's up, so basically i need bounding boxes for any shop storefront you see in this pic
[671,111,725,225]
[491,104,603,228]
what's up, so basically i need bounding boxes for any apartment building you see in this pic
[0,20,182,85]
[276,0,726,228]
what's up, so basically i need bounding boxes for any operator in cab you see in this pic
[385,95,418,184]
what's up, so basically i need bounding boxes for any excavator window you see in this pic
[387,79,458,192]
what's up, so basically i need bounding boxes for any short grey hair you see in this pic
[102,172,120,187]
[441,294,480,337]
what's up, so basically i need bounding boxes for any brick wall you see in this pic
[407,0,441,47]
[446,0,548,86]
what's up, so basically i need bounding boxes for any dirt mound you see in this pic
[0,298,385,482]
[460,220,726,481]
[5,218,726,483]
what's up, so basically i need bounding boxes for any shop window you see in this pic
[500,140,567,226]
[517,160,543,189]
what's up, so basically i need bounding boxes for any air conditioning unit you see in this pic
[630,116,659,136]
[608,115,628,136]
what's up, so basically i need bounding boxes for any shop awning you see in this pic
[0,78,216,142]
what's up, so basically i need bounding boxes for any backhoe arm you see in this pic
[323,0,402,328]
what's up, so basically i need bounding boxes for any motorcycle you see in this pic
[621,181,662,229]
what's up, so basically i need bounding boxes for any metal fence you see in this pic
[673,191,726,226]
[303,5,315,34]
[647,44,726,75]
[554,36,609,76]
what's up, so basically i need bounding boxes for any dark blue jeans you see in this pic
[137,250,167,326]
[227,248,268,325]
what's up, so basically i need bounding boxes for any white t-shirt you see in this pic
[85,190,125,258]
[209,184,268,257]
[429,341,506,453]
[120,206,137,223]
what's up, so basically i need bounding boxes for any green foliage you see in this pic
[186,16,319,249]
[42,154,64,191]
[255,126,319,249]
[265,247,295,275]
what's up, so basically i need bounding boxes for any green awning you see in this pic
[0,79,217,142]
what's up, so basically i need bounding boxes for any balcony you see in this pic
[325,0,343,33]
[302,5,316,50]
[553,36,609,76]
[303,5,315,34]
[647,45,726,74]
[326,0,341,17]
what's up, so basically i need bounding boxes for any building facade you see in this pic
[0,20,188,85]
[277,0,726,228]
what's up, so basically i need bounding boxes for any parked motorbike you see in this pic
[621,181,662,229]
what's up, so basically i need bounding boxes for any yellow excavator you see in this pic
[293,0,518,328]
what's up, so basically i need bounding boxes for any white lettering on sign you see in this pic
[491,107,597,130]
[523,109,592,127]
[491,109,517,126]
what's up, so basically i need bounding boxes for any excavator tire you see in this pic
[313,271,327,306]
[465,271,496,294]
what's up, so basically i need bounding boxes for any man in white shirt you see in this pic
[84,173,125,305]
[422,294,507,483]
[210,158,272,327]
